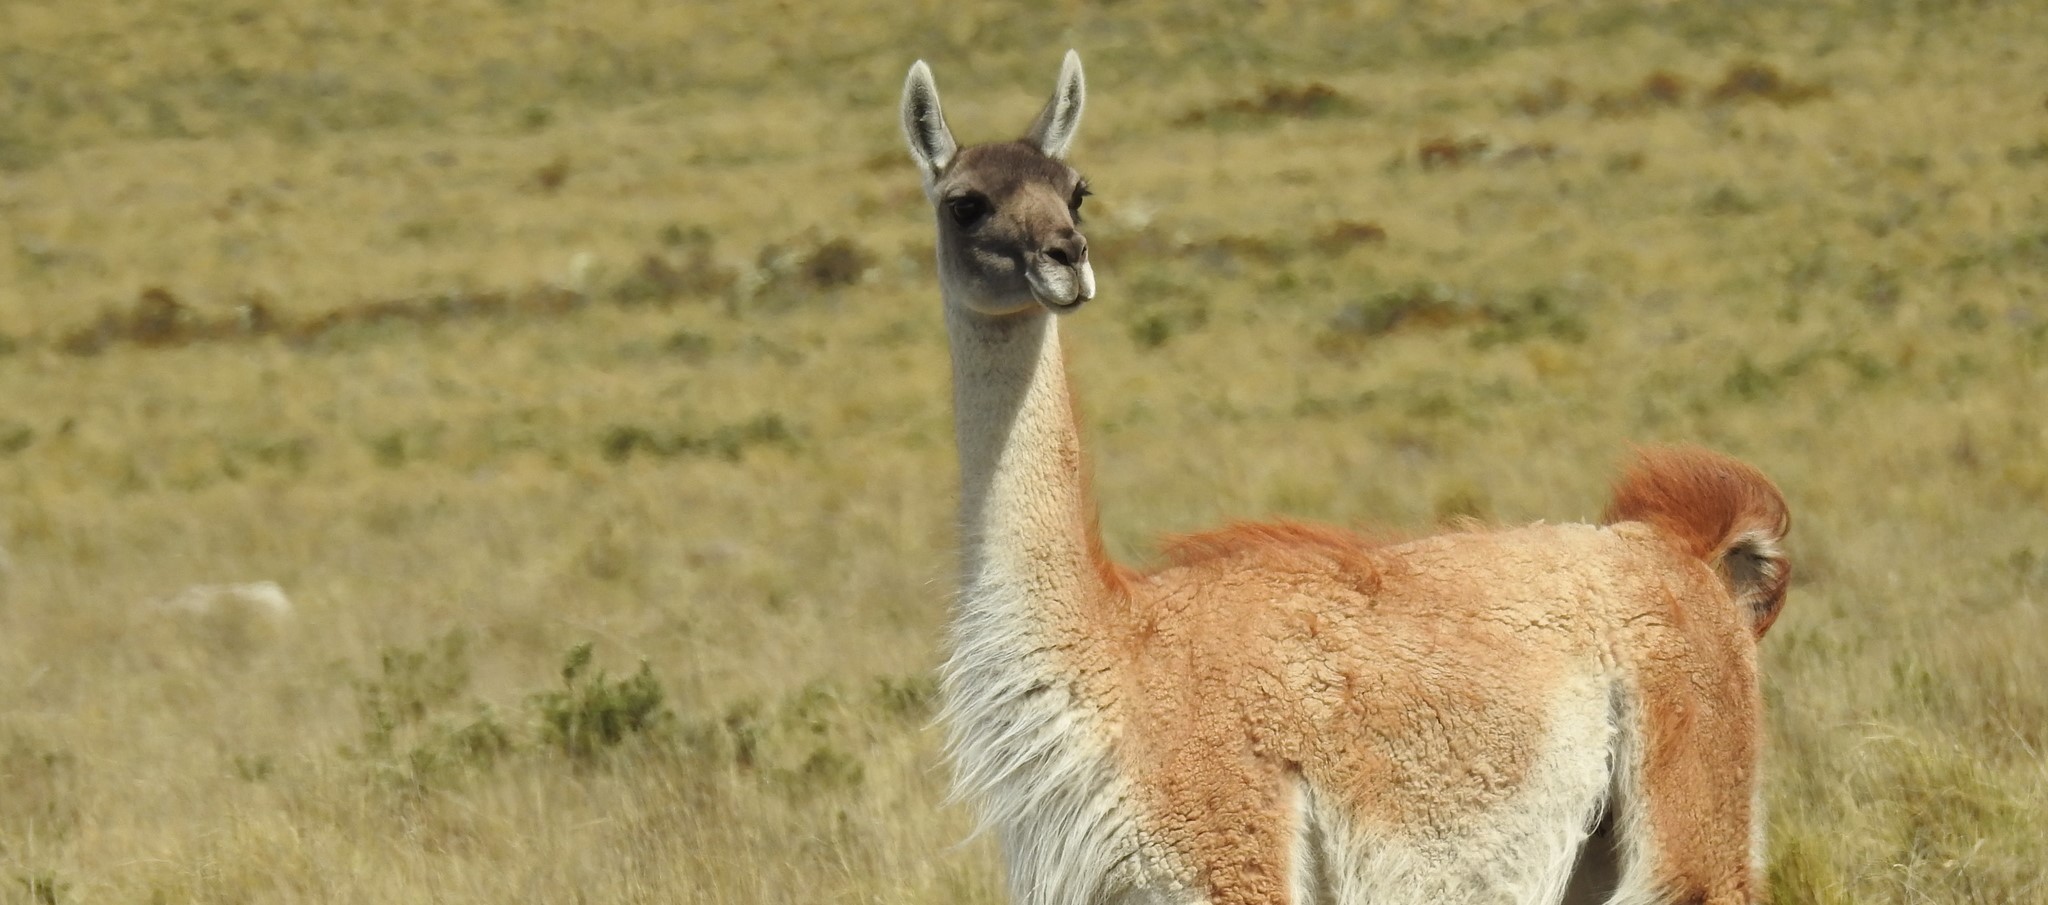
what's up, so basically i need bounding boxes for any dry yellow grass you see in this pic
[3,1,2045,902]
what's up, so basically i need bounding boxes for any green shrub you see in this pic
[345,631,514,789]
[599,413,797,463]
[352,630,473,756]
[532,642,674,761]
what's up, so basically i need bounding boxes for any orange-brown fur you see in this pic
[1039,454,1790,904]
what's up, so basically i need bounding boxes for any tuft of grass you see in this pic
[14,872,67,905]
[0,734,78,845]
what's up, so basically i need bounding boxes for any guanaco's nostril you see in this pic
[1043,233,1087,267]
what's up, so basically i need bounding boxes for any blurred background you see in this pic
[1,1,2044,901]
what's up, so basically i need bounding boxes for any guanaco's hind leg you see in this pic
[1559,809,1621,904]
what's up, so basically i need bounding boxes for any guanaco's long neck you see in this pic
[946,304,1120,619]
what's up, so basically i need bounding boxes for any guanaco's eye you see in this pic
[946,195,989,227]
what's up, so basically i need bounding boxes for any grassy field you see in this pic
[3,1,2046,902]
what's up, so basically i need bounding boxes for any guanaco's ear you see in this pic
[902,60,957,181]
[1023,49,1086,159]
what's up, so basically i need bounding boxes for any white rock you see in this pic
[155,581,295,622]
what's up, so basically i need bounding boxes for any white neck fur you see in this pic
[938,289,1142,903]
[944,301,1108,613]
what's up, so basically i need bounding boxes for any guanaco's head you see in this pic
[902,51,1094,316]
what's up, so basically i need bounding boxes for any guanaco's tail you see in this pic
[1604,445,1792,637]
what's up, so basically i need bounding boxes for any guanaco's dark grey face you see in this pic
[903,51,1095,316]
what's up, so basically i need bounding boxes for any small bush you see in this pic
[1469,291,1588,348]
[1698,185,1763,217]
[1318,285,1478,353]
[1127,306,1208,351]
[1512,77,1574,117]
[872,675,938,722]
[1857,266,1904,317]
[532,642,675,762]
[779,745,864,796]
[607,231,737,306]
[1312,221,1388,254]
[2005,138,2048,167]
[401,706,517,785]
[0,420,32,456]
[231,754,277,782]
[1175,83,1360,127]
[1418,135,1490,169]
[800,239,872,289]
[749,235,877,311]
[1724,355,1781,402]
[661,330,714,362]
[1317,285,1587,357]
[1130,314,1174,350]
[1591,71,1688,117]
[1706,62,1828,106]
[0,734,78,842]
[599,413,797,463]
[352,630,473,757]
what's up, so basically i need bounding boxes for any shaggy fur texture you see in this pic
[908,53,1791,905]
